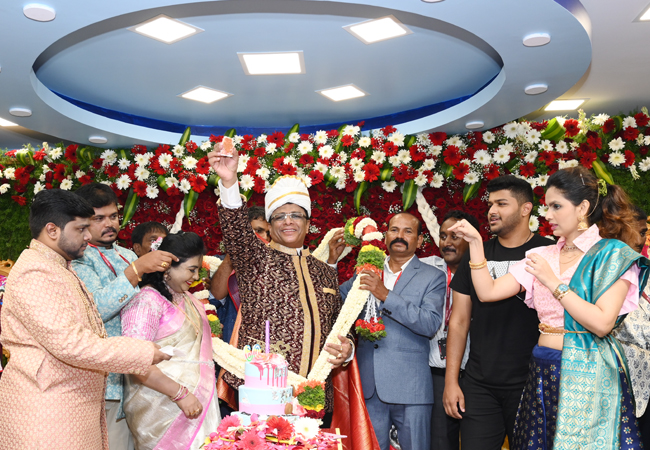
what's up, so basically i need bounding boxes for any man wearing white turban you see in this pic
[208,148,352,417]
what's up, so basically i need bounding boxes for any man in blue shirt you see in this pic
[72,183,176,450]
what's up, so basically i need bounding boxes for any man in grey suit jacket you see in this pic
[340,212,446,450]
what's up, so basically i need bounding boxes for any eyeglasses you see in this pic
[270,212,308,223]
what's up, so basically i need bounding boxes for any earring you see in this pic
[164,272,171,281]
[577,216,588,231]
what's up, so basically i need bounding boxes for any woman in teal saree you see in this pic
[449,167,648,449]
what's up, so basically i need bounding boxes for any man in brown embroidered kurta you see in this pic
[209,151,352,413]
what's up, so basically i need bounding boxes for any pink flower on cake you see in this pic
[217,414,242,433]
[238,429,266,450]
[265,416,293,441]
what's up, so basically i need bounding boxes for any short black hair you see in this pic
[29,189,95,239]
[442,210,480,232]
[486,175,534,206]
[248,206,266,223]
[131,221,168,246]
[390,212,423,235]
[74,183,118,209]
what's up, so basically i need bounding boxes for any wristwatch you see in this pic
[553,283,570,300]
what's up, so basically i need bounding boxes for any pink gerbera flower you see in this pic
[217,414,242,433]
[237,429,265,449]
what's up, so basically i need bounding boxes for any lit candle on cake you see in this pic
[265,320,270,354]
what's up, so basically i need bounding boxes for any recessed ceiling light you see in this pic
[422,0,445,2]
[523,33,551,47]
[179,86,231,104]
[525,84,548,95]
[129,15,203,44]
[637,5,650,21]
[89,136,108,144]
[318,84,367,102]
[465,121,484,130]
[545,99,586,111]
[0,117,18,127]
[9,108,32,117]
[23,4,56,22]
[344,15,413,45]
[238,52,305,75]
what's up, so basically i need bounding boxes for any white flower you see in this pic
[525,129,541,145]
[382,181,397,192]
[537,174,549,186]
[623,116,637,128]
[554,116,566,126]
[551,141,566,155]
[289,132,300,143]
[42,166,51,174]
[538,205,549,217]
[335,178,347,190]
[319,145,334,159]
[257,134,267,143]
[118,158,130,170]
[417,133,431,146]
[397,149,411,164]
[297,141,313,155]
[524,177,537,189]
[314,162,328,174]
[134,154,151,167]
[608,152,625,167]
[145,185,159,199]
[75,170,85,179]
[284,156,296,166]
[237,154,250,173]
[349,158,364,170]
[430,173,444,188]
[499,142,514,153]
[637,134,646,146]
[172,144,185,157]
[422,159,436,170]
[592,113,610,126]
[639,157,650,172]
[538,140,554,152]
[158,154,172,168]
[135,167,150,181]
[630,164,640,180]
[558,159,579,169]
[200,140,212,151]
[371,151,386,165]
[473,150,492,165]
[493,148,510,164]
[100,180,112,186]
[116,174,131,190]
[529,215,539,232]
[343,125,360,137]
[38,173,46,182]
[0,183,10,194]
[179,179,191,194]
[313,130,328,144]
[445,136,463,148]
[523,151,538,163]
[503,122,521,139]
[358,136,371,148]
[644,136,650,146]
[256,167,270,180]
[388,131,404,146]
[570,141,580,150]
[33,181,45,194]
[240,174,254,190]
[165,176,178,187]
[428,145,442,157]
[294,417,320,440]
[182,156,198,170]
[464,171,479,185]
[101,150,117,164]
[483,131,495,143]
[330,166,346,179]
[339,152,348,164]
[353,170,365,182]
[49,147,62,160]
[608,137,625,151]
[388,155,400,166]
[3,168,16,180]
[265,143,278,155]
[414,174,428,187]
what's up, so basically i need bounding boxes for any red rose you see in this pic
[533,186,545,197]
[166,185,181,197]
[435,198,447,209]
[641,147,649,156]
[635,112,650,128]
[602,118,616,134]
[563,119,580,137]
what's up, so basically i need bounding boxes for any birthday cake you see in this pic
[238,350,293,416]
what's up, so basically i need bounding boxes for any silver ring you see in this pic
[532,258,538,264]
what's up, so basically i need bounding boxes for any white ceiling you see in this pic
[0,0,648,150]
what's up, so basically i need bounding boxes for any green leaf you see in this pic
[77,146,95,163]
[224,128,236,138]
[379,167,392,182]
[540,118,566,142]
[592,158,615,185]
[121,188,139,229]
[354,181,368,214]
[16,151,34,166]
[184,190,200,220]
[156,175,169,191]
[403,135,416,148]
[442,163,454,179]
[402,179,417,210]
[463,182,480,203]
[207,174,220,187]
[178,126,191,146]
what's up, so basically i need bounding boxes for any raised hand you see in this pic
[359,269,390,302]
[447,219,482,244]
[135,250,178,274]
[208,149,239,188]
[327,229,346,265]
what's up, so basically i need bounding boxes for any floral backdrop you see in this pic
[2,109,650,281]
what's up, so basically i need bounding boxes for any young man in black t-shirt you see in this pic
[442,176,552,450]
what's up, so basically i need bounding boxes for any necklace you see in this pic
[562,243,578,252]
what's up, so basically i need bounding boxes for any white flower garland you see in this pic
[415,188,440,247]
[194,255,223,300]
[362,231,383,242]
[311,227,353,264]
[353,217,375,238]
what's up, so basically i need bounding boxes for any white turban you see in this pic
[265,175,311,221]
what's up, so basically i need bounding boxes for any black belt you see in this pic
[431,367,464,378]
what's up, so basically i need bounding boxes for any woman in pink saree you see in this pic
[121,232,220,450]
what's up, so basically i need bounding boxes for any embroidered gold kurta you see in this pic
[217,204,342,410]
[0,240,154,450]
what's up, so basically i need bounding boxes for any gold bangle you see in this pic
[469,259,487,270]
[131,262,142,282]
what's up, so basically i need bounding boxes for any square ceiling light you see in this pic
[636,4,650,21]
[0,117,18,126]
[179,86,231,104]
[129,15,203,44]
[318,84,367,102]
[238,52,305,75]
[545,99,586,111]
[344,15,413,44]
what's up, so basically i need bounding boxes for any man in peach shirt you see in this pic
[0,189,171,450]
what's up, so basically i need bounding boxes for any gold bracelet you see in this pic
[469,259,487,270]
[131,262,142,282]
